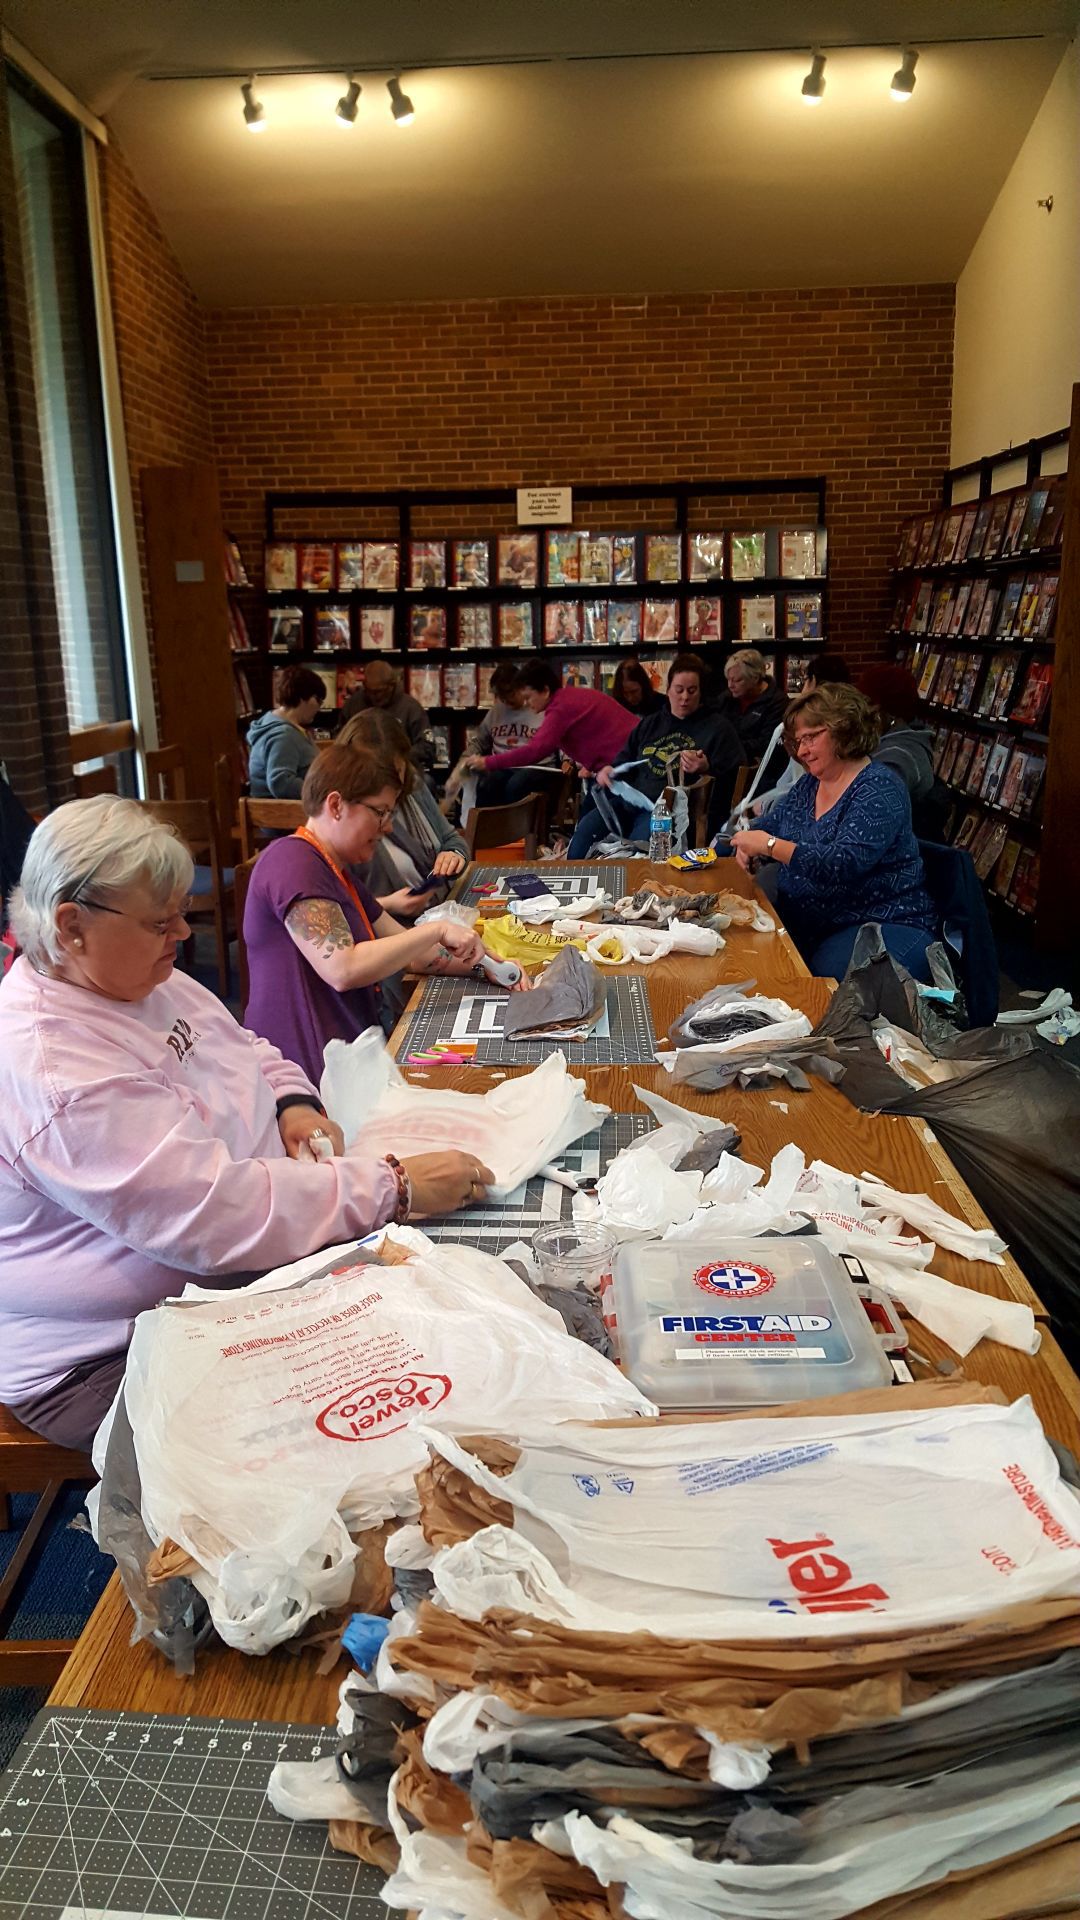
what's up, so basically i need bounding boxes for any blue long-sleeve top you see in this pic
[756,762,936,950]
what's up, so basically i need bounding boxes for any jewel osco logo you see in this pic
[693,1260,775,1300]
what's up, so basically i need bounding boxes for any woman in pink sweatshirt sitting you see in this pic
[0,797,492,1450]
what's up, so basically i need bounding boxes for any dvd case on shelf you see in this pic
[498,602,534,648]
[458,604,494,648]
[265,542,299,591]
[608,601,642,647]
[315,605,351,651]
[409,540,447,590]
[430,724,451,767]
[364,541,400,591]
[299,543,335,592]
[452,539,490,589]
[360,606,394,650]
[497,533,539,588]
[443,662,479,709]
[643,599,679,644]
[336,542,365,590]
[408,665,443,708]
[268,605,303,652]
[545,601,582,647]
[410,605,446,649]
[687,532,726,581]
[1011,661,1053,726]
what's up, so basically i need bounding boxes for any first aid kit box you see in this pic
[612,1235,893,1409]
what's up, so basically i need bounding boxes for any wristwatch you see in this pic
[766,835,777,854]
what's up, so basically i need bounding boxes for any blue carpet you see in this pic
[0,1486,112,1770]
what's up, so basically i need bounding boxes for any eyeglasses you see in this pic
[75,898,191,938]
[360,800,396,827]
[793,727,830,750]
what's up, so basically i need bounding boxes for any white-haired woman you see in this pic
[0,797,492,1450]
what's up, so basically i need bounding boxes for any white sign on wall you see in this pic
[516,486,573,526]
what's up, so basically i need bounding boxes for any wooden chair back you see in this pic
[232,854,260,1015]
[0,1403,94,1687]
[729,764,754,809]
[214,750,245,854]
[69,720,136,799]
[138,798,232,997]
[686,775,714,846]
[144,744,187,801]
[238,797,304,860]
[464,793,543,862]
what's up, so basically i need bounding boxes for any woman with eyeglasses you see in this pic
[242,743,493,1081]
[0,794,496,1451]
[729,683,936,981]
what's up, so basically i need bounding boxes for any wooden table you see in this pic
[48,856,1077,1727]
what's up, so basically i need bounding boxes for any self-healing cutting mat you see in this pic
[399,971,656,1065]
[0,1707,383,1920]
[421,1113,655,1256]
[464,862,627,902]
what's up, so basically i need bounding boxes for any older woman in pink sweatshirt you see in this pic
[0,797,491,1450]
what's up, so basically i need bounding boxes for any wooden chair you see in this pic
[238,796,304,860]
[144,743,187,801]
[215,749,245,859]
[69,720,137,799]
[0,1405,94,1686]
[140,798,233,998]
[686,775,714,846]
[464,793,543,862]
[232,854,260,1016]
[729,764,754,810]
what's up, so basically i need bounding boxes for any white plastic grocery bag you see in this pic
[110,1240,652,1652]
[320,1031,608,1198]
[419,1397,1080,1639]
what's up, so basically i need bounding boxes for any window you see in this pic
[7,71,130,749]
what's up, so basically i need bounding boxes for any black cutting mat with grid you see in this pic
[400,971,656,1065]
[422,1113,655,1255]
[0,1708,383,1920]
[464,862,626,899]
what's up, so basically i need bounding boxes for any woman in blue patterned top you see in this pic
[729,683,936,980]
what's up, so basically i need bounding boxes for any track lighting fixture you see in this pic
[336,76,362,124]
[241,76,265,130]
[890,48,919,100]
[801,52,826,105]
[387,76,414,124]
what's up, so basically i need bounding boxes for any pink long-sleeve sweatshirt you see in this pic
[0,958,397,1401]
[481,686,635,775]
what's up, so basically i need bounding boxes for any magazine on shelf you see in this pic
[545,601,582,647]
[410,604,447,649]
[966,501,993,562]
[608,601,642,647]
[408,665,443,708]
[497,533,539,589]
[265,542,299,591]
[299,543,335,592]
[364,541,400,591]
[1017,488,1050,553]
[951,735,977,791]
[994,574,1026,638]
[562,658,597,689]
[989,652,1021,720]
[268,605,304,652]
[897,519,920,569]
[1010,849,1040,913]
[981,737,1012,806]
[780,529,821,579]
[452,539,490,590]
[1011,660,1053,727]
[953,506,979,565]
[930,724,948,773]
[409,540,447,590]
[546,530,581,586]
[929,586,954,638]
[981,497,1011,561]
[786,593,823,640]
[936,510,966,567]
[612,534,638,584]
[947,580,974,638]
[1035,573,1060,639]
[1015,752,1046,818]
[785,655,814,692]
[1000,492,1030,558]
[993,838,1023,898]
[965,738,992,795]
[953,809,980,851]
[888,585,910,632]
[645,533,682,583]
[973,817,1009,881]
[443,664,478,709]
[582,599,609,645]
[315,605,351,651]
[476,664,497,706]
[914,516,941,567]
[938,732,962,783]
[739,594,775,642]
[936,652,960,708]
[336,664,363,708]
[916,648,942,699]
[976,586,1002,638]
[730,531,766,580]
[911,580,934,633]
[499,602,534,648]
[430,724,451,767]
[1015,576,1042,640]
[458,604,494,648]
[688,532,726,581]
[954,656,982,713]
[1033,483,1065,551]
[997,747,1028,816]
[644,598,679,644]
[686,596,721,644]
[963,577,990,636]
[360,606,394,650]
[579,533,614,585]
[336,542,365,590]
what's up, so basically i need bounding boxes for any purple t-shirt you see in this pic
[243,836,384,1084]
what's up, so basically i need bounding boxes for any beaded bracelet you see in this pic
[383,1153,412,1224]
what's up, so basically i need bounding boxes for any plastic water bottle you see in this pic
[648,798,672,864]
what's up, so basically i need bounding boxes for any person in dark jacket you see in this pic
[246,666,326,798]
[718,649,788,761]
[612,657,662,717]
[339,659,436,777]
[568,654,743,855]
[858,663,947,840]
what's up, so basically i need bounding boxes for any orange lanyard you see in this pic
[293,826,378,945]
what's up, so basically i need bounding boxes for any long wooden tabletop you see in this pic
[48,854,1077,1728]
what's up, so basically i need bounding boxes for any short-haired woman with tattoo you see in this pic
[243,744,514,1082]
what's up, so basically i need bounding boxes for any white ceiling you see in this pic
[7,1,1078,304]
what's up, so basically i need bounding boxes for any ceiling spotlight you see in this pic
[387,76,414,124]
[890,48,919,101]
[336,76,361,125]
[801,52,826,106]
[241,76,265,131]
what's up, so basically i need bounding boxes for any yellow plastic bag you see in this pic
[479,914,586,971]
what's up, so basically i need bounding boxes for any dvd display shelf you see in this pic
[886,408,1079,948]
[243,479,828,754]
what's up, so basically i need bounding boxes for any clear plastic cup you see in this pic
[531,1223,618,1295]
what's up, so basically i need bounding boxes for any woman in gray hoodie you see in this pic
[246,666,326,797]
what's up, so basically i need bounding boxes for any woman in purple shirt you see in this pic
[243,744,491,1083]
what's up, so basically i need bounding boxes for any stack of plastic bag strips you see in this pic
[289,1382,1080,1920]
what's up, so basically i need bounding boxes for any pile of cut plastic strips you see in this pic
[271,1386,1080,1920]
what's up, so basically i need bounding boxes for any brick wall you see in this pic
[203,287,954,672]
